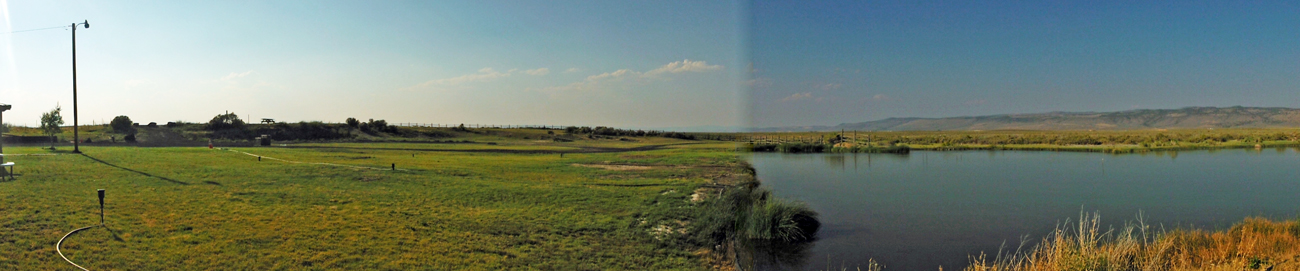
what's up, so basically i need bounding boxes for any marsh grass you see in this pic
[965,212,1300,271]
[692,181,820,246]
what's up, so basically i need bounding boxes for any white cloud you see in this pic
[780,92,813,102]
[645,59,723,76]
[564,68,581,73]
[743,78,773,88]
[587,69,636,81]
[221,71,253,81]
[534,59,723,95]
[525,68,550,76]
[411,68,511,89]
[872,94,889,101]
[819,83,842,90]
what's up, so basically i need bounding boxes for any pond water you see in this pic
[745,148,1300,271]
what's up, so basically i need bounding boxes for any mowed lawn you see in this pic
[0,140,743,270]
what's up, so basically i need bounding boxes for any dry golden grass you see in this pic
[965,212,1300,271]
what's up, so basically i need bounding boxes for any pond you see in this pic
[745,148,1300,270]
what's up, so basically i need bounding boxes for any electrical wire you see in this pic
[0,25,68,35]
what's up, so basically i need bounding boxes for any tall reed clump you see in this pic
[691,182,821,245]
[964,212,1300,271]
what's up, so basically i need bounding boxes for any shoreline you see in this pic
[743,140,1300,154]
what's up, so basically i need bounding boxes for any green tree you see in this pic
[40,106,64,149]
[345,117,360,128]
[208,112,245,131]
[110,115,137,135]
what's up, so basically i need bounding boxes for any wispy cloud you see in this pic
[525,68,550,76]
[564,68,581,73]
[780,92,813,102]
[818,83,842,90]
[744,77,773,88]
[872,94,889,101]
[406,67,560,90]
[534,59,723,95]
[221,71,253,81]
[408,67,511,89]
[645,59,723,76]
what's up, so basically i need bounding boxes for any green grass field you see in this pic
[0,137,746,270]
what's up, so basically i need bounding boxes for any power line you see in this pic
[0,25,67,34]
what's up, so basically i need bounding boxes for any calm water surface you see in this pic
[746,149,1300,271]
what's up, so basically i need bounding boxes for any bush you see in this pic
[110,115,136,134]
[208,112,245,131]
[254,121,348,141]
[345,117,359,128]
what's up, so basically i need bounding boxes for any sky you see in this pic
[750,1,1300,127]
[0,1,744,129]
[4,1,1298,130]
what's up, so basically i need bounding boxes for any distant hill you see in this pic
[756,106,1300,132]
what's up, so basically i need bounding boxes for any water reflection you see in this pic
[747,149,1300,271]
[738,239,816,270]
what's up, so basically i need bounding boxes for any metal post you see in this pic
[97,189,105,225]
[0,109,4,155]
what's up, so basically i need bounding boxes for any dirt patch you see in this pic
[331,156,374,160]
[572,163,654,171]
[354,174,386,182]
[618,154,664,160]
[691,188,711,203]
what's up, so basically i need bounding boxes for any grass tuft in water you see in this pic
[692,180,820,245]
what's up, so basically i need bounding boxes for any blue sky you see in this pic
[5,1,1298,130]
[750,1,1300,127]
[1,1,743,128]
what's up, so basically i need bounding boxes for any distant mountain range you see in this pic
[755,106,1300,132]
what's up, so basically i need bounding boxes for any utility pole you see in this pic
[71,20,89,153]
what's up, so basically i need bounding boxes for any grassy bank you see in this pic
[0,133,751,269]
[737,128,1300,153]
[744,142,910,154]
[904,140,1300,153]
[965,212,1300,271]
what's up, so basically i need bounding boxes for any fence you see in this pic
[386,123,570,129]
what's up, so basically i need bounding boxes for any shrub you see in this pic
[110,115,136,134]
[208,112,245,131]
